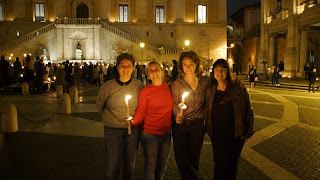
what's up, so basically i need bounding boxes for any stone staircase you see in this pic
[0,18,180,57]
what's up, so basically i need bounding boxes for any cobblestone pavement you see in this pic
[0,84,320,179]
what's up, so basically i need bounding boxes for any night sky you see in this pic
[227,0,261,17]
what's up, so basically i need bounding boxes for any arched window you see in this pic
[0,1,3,21]
[227,25,234,37]
[77,4,89,18]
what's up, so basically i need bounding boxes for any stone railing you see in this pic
[55,18,101,24]
[100,21,159,54]
[163,48,182,54]
[0,23,56,52]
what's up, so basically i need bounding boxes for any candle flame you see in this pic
[125,95,132,100]
[48,78,51,82]
[182,92,189,98]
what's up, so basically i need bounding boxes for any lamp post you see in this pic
[185,40,190,51]
[140,42,145,61]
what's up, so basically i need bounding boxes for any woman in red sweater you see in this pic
[131,61,173,180]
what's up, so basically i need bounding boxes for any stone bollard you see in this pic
[56,85,63,97]
[69,87,79,104]
[58,93,71,114]
[1,103,18,133]
[22,82,29,96]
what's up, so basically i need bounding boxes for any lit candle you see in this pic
[179,92,189,117]
[54,76,56,80]
[125,95,132,118]
[125,95,132,135]
[48,78,51,82]
[20,74,23,77]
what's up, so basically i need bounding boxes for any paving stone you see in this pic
[0,131,270,180]
[71,112,101,122]
[78,90,100,96]
[252,102,284,119]
[252,126,320,180]
[250,94,281,103]
[254,118,276,132]
[299,106,320,127]
[283,96,320,108]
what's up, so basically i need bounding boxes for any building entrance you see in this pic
[76,4,89,18]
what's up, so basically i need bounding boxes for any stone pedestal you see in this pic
[76,49,82,60]
[1,104,18,133]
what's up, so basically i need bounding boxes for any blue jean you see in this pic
[104,126,139,180]
[140,132,171,180]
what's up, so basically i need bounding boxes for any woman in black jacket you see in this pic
[205,59,254,180]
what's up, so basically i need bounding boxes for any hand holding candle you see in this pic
[178,92,189,117]
[125,95,133,135]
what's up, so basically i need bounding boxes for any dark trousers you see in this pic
[309,81,315,92]
[211,137,244,180]
[104,126,139,180]
[140,132,171,180]
[172,120,205,180]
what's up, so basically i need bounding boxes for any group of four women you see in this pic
[96,51,254,180]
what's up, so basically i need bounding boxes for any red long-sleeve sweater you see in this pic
[132,82,173,135]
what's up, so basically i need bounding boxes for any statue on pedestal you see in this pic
[77,40,81,50]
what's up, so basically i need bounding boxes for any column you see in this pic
[297,28,308,77]
[94,27,100,60]
[283,15,298,77]
[257,0,268,71]
[269,35,275,67]
[56,27,63,60]
[282,0,298,76]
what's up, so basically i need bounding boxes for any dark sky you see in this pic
[227,0,261,17]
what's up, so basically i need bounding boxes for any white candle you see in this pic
[179,92,189,117]
[125,95,132,118]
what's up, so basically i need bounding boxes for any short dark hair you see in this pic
[178,51,200,75]
[116,53,135,66]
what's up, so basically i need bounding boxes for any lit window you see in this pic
[236,30,241,38]
[35,3,44,22]
[198,5,206,24]
[227,25,233,37]
[119,5,128,22]
[156,6,164,23]
[0,2,3,21]
[277,0,282,12]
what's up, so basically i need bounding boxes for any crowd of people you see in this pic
[97,51,255,180]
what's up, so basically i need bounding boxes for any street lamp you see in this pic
[185,40,190,51]
[140,42,145,61]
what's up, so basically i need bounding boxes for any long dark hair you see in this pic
[211,59,240,101]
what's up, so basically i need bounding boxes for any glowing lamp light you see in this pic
[10,54,13,56]
[24,54,27,57]
[288,76,291,79]
[20,74,23,77]
[140,42,145,48]
[29,53,31,56]
[54,76,56,80]
[48,78,51,82]
[185,40,190,46]
[9,57,12,60]
[170,67,173,70]
[231,44,235,48]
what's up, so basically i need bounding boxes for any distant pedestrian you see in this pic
[274,67,280,86]
[308,68,317,93]
[271,66,275,85]
[249,68,255,91]
[0,55,9,87]
[304,62,310,81]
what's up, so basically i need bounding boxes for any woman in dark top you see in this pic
[205,59,254,180]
